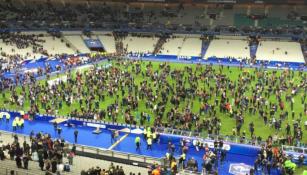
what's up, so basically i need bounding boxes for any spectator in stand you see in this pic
[0,132,74,173]
[82,163,140,175]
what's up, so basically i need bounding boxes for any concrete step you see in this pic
[0,159,76,175]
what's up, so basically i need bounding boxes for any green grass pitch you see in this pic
[0,59,306,145]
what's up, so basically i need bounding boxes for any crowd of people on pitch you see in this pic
[0,53,109,94]
[1,59,306,148]
[0,132,75,175]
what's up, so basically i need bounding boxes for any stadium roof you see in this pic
[47,0,306,5]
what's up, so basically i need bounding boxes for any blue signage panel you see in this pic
[84,39,104,49]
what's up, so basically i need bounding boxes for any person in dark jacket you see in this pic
[23,155,30,169]
[74,130,78,143]
[15,156,22,168]
[0,147,5,160]
[51,157,57,173]
[38,155,44,171]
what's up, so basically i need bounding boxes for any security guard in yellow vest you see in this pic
[16,118,22,128]
[171,159,177,173]
[20,118,24,129]
[166,152,170,160]
[146,130,151,139]
[179,152,186,167]
[135,136,141,151]
[143,129,147,139]
[6,114,10,124]
[152,132,157,142]
[0,113,3,123]
[12,119,17,131]
[146,137,152,150]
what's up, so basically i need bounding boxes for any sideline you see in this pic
[108,133,129,150]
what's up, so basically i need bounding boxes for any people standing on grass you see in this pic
[0,59,306,174]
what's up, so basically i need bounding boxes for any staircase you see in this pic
[0,159,75,175]
[114,33,124,55]
[301,45,307,64]
[249,43,258,59]
[61,35,79,53]
[177,36,186,57]
[153,36,167,54]
[201,38,210,59]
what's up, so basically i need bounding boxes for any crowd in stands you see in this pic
[0,33,44,50]
[81,163,139,175]
[0,1,306,175]
[0,0,306,35]
[0,132,74,175]
[0,132,146,175]
[0,32,46,60]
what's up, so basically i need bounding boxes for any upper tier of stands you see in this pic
[0,0,306,33]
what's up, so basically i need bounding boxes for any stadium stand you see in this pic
[0,32,44,59]
[40,36,75,56]
[0,1,306,175]
[204,38,251,60]
[62,32,91,54]
[96,33,116,54]
[0,132,148,175]
[122,35,158,54]
[159,36,185,56]
[256,40,305,63]
[234,14,254,27]
[178,35,202,57]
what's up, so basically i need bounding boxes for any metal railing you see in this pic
[156,127,266,147]
[71,143,164,166]
[179,169,203,175]
[0,130,164,167]
[2,109,305,150]
[282,145,307,154]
